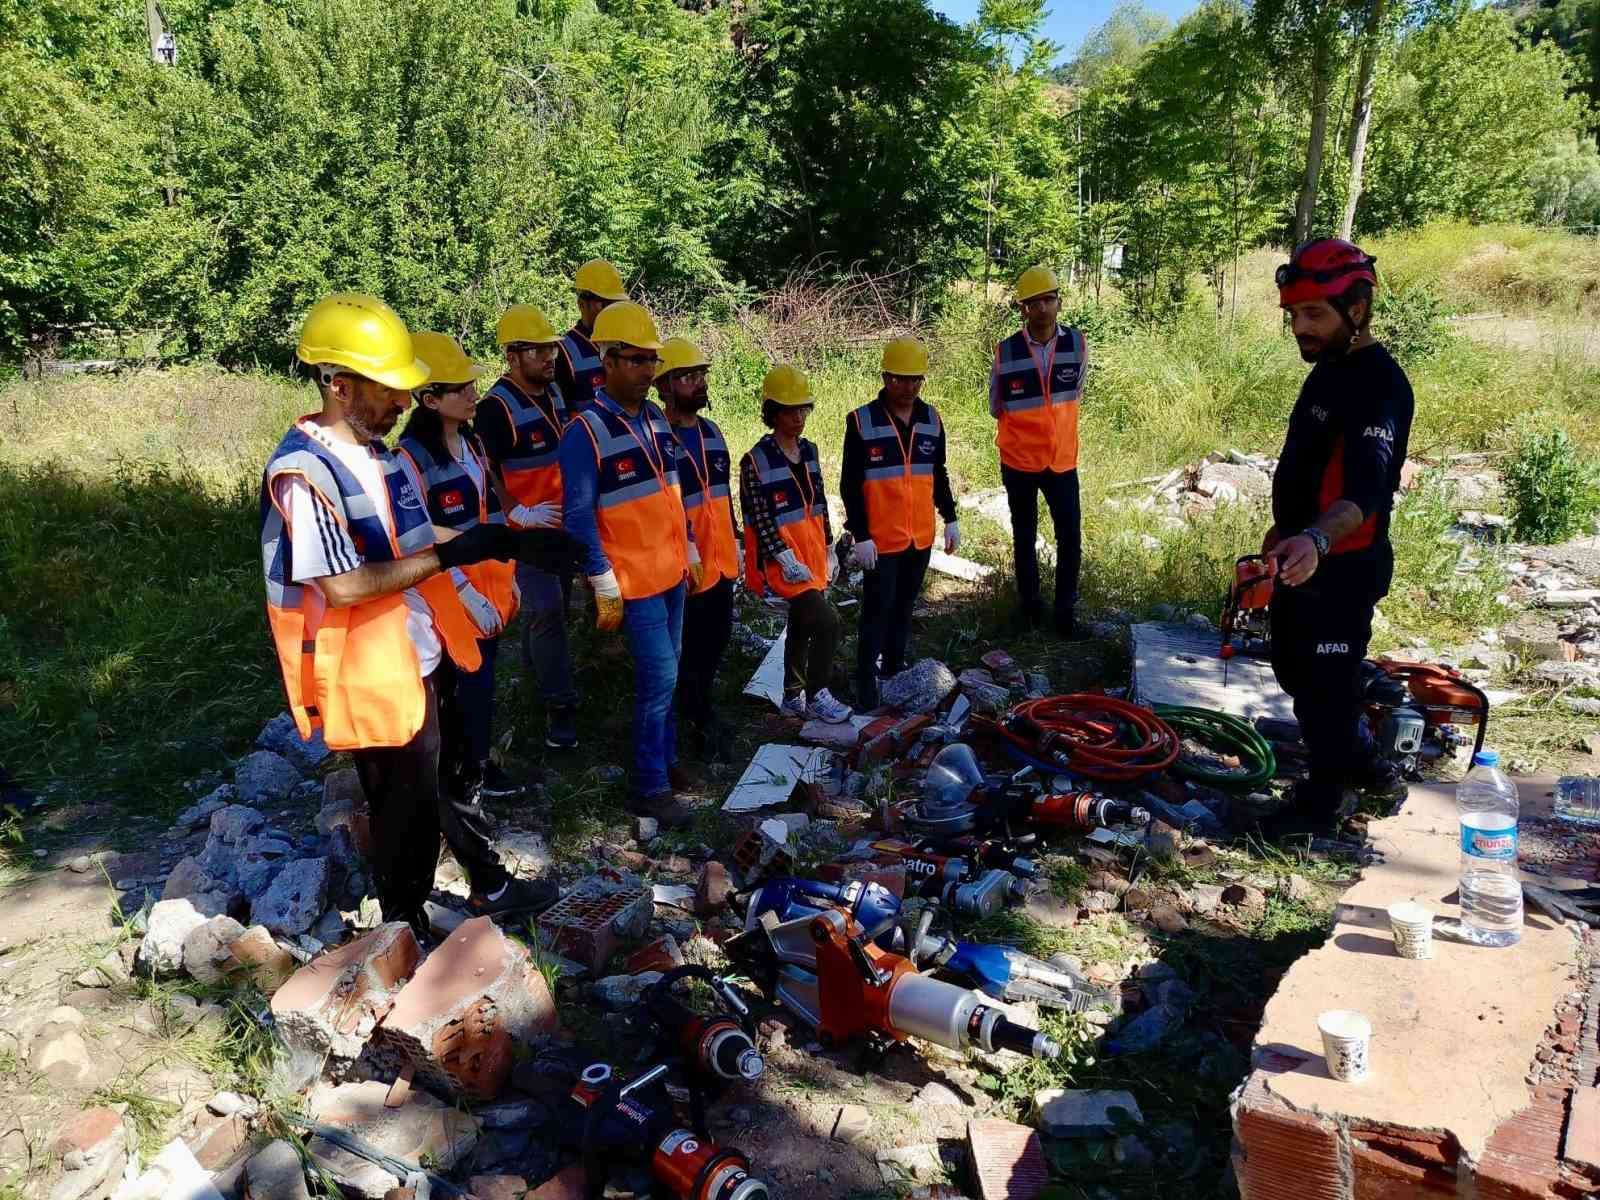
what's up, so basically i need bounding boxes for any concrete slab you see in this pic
[1249,779,1575,1163]
[742,631,787,709]
[1131,621,1294,723]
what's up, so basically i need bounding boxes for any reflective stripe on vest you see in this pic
[994,327,1085,473]
[573,390,689,600]
[260,421,482,751]
[741,435,827,600]
[485,378,567,507]
[853,398,940,554]
[674,416,739,593]
[396,434,518,625]
[560,329,606,412]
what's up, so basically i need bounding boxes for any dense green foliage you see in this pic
[0,0,1594,361]
[1504,427,1600,543]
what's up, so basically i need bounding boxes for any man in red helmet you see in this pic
[1259,238,1414,834]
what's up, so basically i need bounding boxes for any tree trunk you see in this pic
[1340,0,1388,240]
[1294,37,1331,245]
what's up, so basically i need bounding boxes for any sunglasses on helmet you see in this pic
[1275,255,1377,288]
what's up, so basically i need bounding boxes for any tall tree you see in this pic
[1339,0,1388,238]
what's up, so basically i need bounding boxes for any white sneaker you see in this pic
[781,692,808,718]
[807,688,853,725]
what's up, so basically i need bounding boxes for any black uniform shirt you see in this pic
[1272,343,1414,567]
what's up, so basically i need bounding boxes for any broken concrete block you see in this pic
[227,925,297,994]
[251,857,331,936]
[197,804,268,882]
[317,769,374,860]
[377,917,558,1101]
[832,1104,872,1144]
[957,668,1012,715]
[243,1139,311,1200]
[257,711,331,774]
[306,1080,479,1198]
[235,750,302,806]
[592,971,663,1011]
[1035,1088,1144,1138]
[270,921,421,1070]
[111,1137,224,1200]
[536,874,650,973]
[162,856,240,919]
[182,915,246,986]
[876,1142,944,1185]
[879,658,957,715]
[174,785,237,833]
[967,1118,1049,1200]
[633,815,659,843]
[50,1107,126,1200]
[466,1176,531,1200]
[137,898,208,978]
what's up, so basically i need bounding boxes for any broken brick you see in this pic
[529,1165,586,1198]
[694,861,733,917]
[967,1118,1048,1200]
[377,916,558,1102]
[625,936,684,976]
[187,1110,249,1171]
[1566,1085,1600,1172]
[1231,1076,1343,1200]
[466,1175,530,1200]
[270,921,422,1068]
[859,714,933,767]
[227,924,298,994]
[537,876,649,974]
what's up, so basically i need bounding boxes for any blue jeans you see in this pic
[624,582,685,797]
[516,563,577,708]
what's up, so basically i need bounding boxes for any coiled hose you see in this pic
[1153,704,1277,791]
[983,695,1180,784]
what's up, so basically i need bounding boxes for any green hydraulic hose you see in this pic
[1153,704,1277,791]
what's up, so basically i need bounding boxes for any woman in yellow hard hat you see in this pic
[396,332,525,807]
[739,365,853,724]
[840,336,960,708]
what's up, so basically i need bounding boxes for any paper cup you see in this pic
[1318,1009,1372,1083]
[1388,901,1434,960]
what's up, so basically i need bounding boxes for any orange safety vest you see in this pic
[395,430,520,627]
[993,326,1087,473]
[850,396,941,554]
[261,420,483,751]
[672,415,740,595]
[482,377,568,508]
[741,435,828,600]
[566,389,689,600]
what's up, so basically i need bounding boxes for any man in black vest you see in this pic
[556,259,628,414]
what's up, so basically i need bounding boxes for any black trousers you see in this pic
[1269,553,1390,800]
[1001,464,1081,621]
[784,588,840,697]
[352,670,506,924]
[677,577,734,732]
[856,545,932,708]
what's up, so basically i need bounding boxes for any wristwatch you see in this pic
[1301,527,1331,558]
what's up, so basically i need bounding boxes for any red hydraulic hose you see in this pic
[985,695,1180,784]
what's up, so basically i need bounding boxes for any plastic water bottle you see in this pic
[1457,750,1522,947]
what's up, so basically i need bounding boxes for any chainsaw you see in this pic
[1220,554,1274,660]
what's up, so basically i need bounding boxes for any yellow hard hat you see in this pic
[496,303,560,347]
[881,336,929,377]
[572,259,629,301]
[762,364,812,407]
[655,336,711,381]
[411,331,483,388]
[296,292,428,391]
[1015,266,1060,302]
[591,301,663,351]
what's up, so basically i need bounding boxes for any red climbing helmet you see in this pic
[1275,238,1378,306]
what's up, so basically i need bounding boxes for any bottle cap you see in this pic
[1472,749,1500,768]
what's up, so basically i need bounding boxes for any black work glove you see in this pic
[510,527,583,575]
[435,522,516,569]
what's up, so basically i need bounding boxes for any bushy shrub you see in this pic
[1372,280,1455,364]
[1503,428,1600,544]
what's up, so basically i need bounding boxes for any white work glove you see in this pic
[826,545,839,583]
[590,569,623,632]
[850,539,879,570]
[457,579,503,637]
[774,549,814,585]
[943,522,960,554]
[509,502,562,529]
[687,540,705,590]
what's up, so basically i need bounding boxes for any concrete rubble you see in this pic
[305,1080,480,1198]
[270,921,422,1069]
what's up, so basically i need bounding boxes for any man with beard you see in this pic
[655,338,741,760]
[841,336,959,709]
[260,293,567,935]
[477,304,580,754]
[1258,239,1414,834]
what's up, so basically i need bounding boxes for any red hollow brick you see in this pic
[966,1118,1048,1200]
[270,921,422,1068]
[537,878,649,974]
[1231,1075,1346,1200]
